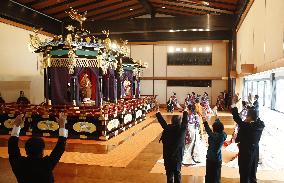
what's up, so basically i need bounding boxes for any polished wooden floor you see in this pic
[0,112,283,183]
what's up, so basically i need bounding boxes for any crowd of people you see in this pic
[5,91,264,183]
[157,92,264,183]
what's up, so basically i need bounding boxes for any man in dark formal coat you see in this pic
[16,91,30,105]
[231,97,265,183]
[8,113,68,183]
[156,107,188,183]
[253,95,259,116]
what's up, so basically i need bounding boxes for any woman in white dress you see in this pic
[182,105,207,165]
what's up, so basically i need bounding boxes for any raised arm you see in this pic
[203,120,213,137]
[49,113,68,169]
[8,115,24,159]
[231,104,243,125]
[156,112,167,129]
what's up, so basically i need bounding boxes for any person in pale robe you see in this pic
[80,74,92,99]
[123,78,131,96]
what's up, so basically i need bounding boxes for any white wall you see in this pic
[130,42,228,105]
[236,0,284,97]
[236,0,284,74]
[0,22,48,104]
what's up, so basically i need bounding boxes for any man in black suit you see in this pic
[8,113,68,183]
[231,97,265,183]
[253,95,259,116]
[156,107,188,183]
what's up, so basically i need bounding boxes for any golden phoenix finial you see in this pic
[66,8,87,29]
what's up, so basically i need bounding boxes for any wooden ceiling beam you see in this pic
[55,0,126,19]
[108,9,147,20]
[43,0,97,15]
[85,1,139,18]
[150,0,234,14]
[156,8,199,16]
[175,0,237,11]
[138,0,155,18]
[89,4,143,20]
[16,0,37,3]
[152,3,207,15]
[31,0,69,10]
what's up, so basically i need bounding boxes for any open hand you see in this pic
[56,113,67,129]
[14,114,25,127]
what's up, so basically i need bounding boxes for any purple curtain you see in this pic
[48,67,70,105]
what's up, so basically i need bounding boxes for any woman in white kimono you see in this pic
[182,105,207,165]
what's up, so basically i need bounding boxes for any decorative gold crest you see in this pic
[73,122,96,133]
[37,120,59,131]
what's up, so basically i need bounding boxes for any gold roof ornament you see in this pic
[66,7,87,29]
[28,28,43,52]
[102,30,111,51]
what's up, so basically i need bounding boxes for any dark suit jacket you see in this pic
[253,100,259,116]
[232,107,264,154]
[156,111,188,164]
[8,136,67,183]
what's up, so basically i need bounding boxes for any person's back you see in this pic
[231,99,265,183]
[8,113,67,183]
[156,109,188,183]
[161,123,186,162]
[9,153,57,183]
[206,122,227,162]
[202,113,226,183]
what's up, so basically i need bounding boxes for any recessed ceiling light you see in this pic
[193,47,197,52]
[130,8,133,11]
[192,29,197,31]
[199,29,204,31]
[205,46,211,52]
[199,47,203,52]
[169,29,175,32]
[162,6,166,9]
[183,48,187,52]
[183,29,187,31]
[205,28,210,31]
[176,30,180,32]
[176,48,181,52]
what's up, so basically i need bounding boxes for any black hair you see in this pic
[255,95,259,99]
[25,137,45,157]
[212,119,224,133]
[195,99,200,103]
[247,108,258,121]
[171,115,181,126]
[242,101,248,107]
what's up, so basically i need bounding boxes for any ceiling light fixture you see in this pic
[199,29,204,31]
[183,48,187,52]
[176,48,181,52]
[199,47,203,52]
[205,28,210,31]
[129,8,133,11]
[193,47,197,52]
[162,6,166,9]
[169,29,175,32]
[192,29,197,31]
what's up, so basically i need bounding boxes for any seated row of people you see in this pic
[0,91,30,105]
